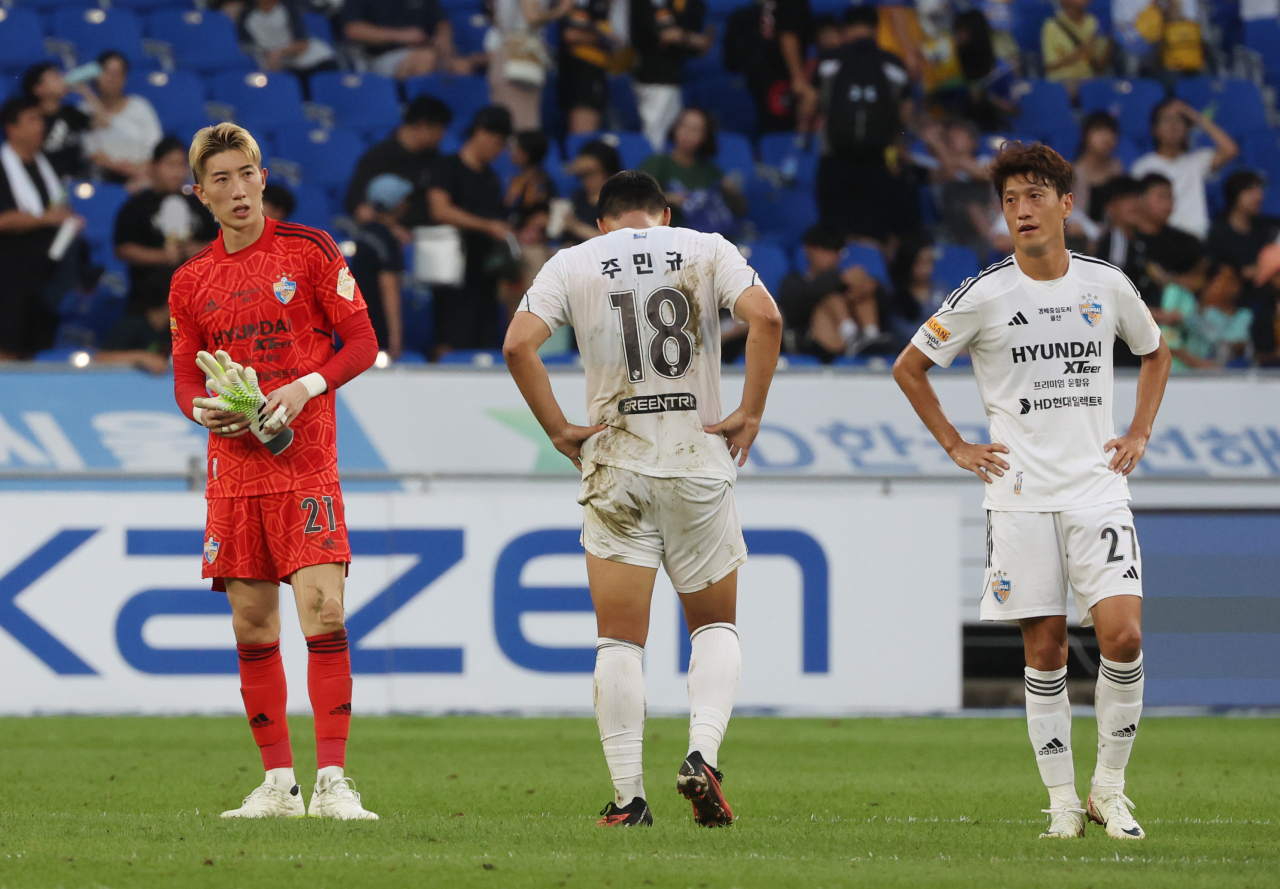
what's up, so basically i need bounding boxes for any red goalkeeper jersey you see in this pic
[170,217,369,499]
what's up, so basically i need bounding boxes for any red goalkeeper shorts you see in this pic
[203,484,351,590]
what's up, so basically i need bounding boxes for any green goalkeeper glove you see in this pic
[193,350,294,456]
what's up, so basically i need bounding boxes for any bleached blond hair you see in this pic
[189,122,262,183]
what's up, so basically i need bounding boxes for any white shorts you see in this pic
[579,465,747,594]
[981,501,1143,627]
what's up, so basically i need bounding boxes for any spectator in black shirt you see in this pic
[559,0,617,134]
[345,95,453,235]
[97,267,173,374]
[1250,244,1280,366]
[22,63,92,179]
[342,0,465,79]
[350,174,410,358]
[777,224,882,360]
[113,137,218,312]
[261,182,296,220]
[0,96,77,360]
[630,0,710,151]
[723,0,814,133]
[1206,170,1280,283]
[427,105,513,357]
[504,130,557,213]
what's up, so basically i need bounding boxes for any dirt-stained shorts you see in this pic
[579,464,747,594]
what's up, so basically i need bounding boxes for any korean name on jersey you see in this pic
[520,227,760,482]
[911,253,1162,512]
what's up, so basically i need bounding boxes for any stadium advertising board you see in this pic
[0,488,961,716]
[0,372,1277,479]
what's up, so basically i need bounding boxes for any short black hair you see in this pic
[404,95,453,127]
[97,49,130,74]
[801,224,845,252]
[21,62,59,98]
[578,139,623,177]
[1098,174,1142,204]
[516,201,551,229]
[514,130,549,165]
[596,171,666,219]
[1223,169,1265,212]
[151,135,186,163]
[469,105,513,139]
[1139,172,1173,193]
[843,4,879,28]
[262,183,296,218]
[1,95,40,129]
[1074,110,1119,159]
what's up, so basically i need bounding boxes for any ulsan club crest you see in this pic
[204,537,220,564]
[1079,296,1102,327]
[273,275,297,305]
[991,571,1011,604]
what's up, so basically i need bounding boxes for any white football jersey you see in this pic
[520,226,761,482]
[911,252,1163,512]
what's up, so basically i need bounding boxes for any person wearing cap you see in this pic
[427,106,515,358]
[350,174,411,359]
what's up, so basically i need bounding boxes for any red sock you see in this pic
[306,629,352,769]
[237,640,292,770]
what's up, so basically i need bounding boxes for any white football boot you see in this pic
[1088,787,1145,839]
[308,773,379,820]
[1039,805,1087,838]
[221,780,305,818]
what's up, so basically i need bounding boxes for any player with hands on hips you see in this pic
[894,141,1171,842]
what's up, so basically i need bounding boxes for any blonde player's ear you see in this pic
[660,206,671,226]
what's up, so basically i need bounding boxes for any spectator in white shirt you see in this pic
[1130,98,1238,240]
[83,51,163,190]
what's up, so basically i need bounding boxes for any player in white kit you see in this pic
[503,171,782,827]
[893,143,1171,840]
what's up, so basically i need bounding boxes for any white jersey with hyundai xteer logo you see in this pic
[911,252,1163,512]
[520,226,759,483]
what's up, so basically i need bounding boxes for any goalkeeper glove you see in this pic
[193,350,294,455]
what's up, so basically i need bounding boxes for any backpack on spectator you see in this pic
[824,49,899,161]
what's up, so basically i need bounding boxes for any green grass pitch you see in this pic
[2,715,1275,888]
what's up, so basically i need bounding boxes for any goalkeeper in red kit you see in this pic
[170,123,379,819]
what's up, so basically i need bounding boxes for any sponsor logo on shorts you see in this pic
[203,537,220,564]
[1080,296,1102,327]
[991,570,1011,604]
[926,317,951,342]
[273,275,297,305]
[618,392,697,415]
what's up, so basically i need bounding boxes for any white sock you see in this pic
[1025,666,1076,804]
[316,765,344,791]
[686,622,741,769]
[266,767,296,790]
[863,323,880,338]
[1093,651,1144,790]
[594,638,646,806]
[838,318,858,345]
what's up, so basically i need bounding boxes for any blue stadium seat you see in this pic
[274,126,365,191]
[1243,134,1280,215]
[35,346,93,363]
[606,75,642,132]
[110,0,192,12]
[741,242,789,295]
[685,40,723,81]
[309,71,402,139]
[1078,78,1166,147]
[932,244,981,292]
[1244,20,1280,86]
[1174,77,1270,141]
[750,188,817,248]
[68,181,129,262]
[287,183,335,231]
[134,69,208,135]
[450,10,489,55]
[0,9,53,75]
[714,132,755,179]
[52,7,145,66]
[1011,0,1055,55]
[1013,80,1073,141]
[25,0,96,11]
[147,10,255,74]
[683,74,757,138]
[439,0,479,11]
[211,70,307,136]
[840,243,890,288]
[564,131,653,170]
[759,133,818,186]
[540,351,580,366]
[303,12,333,42]
[404,74,490,125]
[437,349,505,366]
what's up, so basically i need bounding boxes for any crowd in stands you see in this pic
[2,0,1280,371]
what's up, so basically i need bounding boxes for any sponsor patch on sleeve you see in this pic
[926,316,951,343]
[337,267,356,301]
[170,316,178,333]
